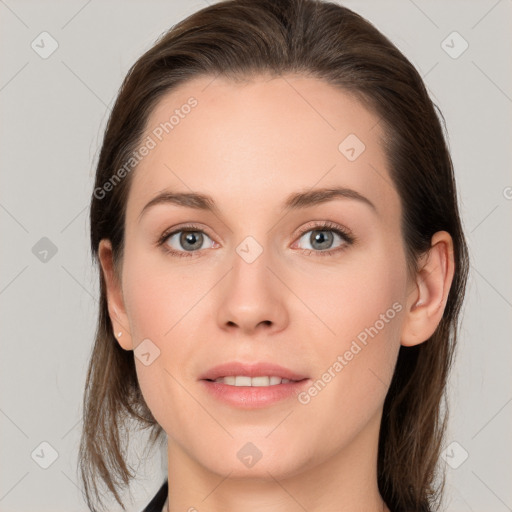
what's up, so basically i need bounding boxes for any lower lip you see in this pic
[200,379,311,408]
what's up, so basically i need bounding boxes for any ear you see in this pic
[98,239,133,351]
[401,231,455,347]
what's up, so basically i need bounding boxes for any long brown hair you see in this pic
[80,1,469,511]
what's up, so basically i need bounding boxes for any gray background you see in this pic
[1,0,511,511]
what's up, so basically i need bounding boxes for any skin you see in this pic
[98,74,455,512]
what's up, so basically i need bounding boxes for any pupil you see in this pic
[181,231,202,251]
[312,230,332,250]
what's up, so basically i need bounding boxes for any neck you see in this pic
[163,409,389,512]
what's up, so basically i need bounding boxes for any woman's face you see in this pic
[107,74,416,479]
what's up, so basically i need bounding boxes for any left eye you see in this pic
[295,227,349,252]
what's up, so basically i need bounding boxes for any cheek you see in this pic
[298,237,406,344]
[292,242,407,417]
[121,246,202,340]
[120,249,209,425]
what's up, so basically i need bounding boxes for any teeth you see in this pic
[212,376,294,386]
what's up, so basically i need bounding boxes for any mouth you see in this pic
[199,361,309,383]
[200,376,311,408]
[198,361,310,408]
[203,375,306,386]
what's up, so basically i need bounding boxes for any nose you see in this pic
[216,244,289,336]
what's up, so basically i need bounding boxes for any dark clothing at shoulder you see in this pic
[141,480,168,512]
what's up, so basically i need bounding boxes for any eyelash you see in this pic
[156,221,356,259]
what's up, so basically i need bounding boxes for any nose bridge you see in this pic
[216,233,288,333]
[230,233,275,304]
[233,234,271,290]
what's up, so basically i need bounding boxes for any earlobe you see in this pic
[401,231,455,347]
[98,239,133,351]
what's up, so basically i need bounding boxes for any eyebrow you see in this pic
[138,186,377,222]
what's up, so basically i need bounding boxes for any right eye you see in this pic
[157,224,217,258]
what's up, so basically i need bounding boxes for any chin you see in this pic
[191,436,315,480]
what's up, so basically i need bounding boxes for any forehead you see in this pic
[126,73,398,223]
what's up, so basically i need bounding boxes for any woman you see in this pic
[79,0,469,511]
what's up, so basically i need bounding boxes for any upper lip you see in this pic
[199,362,309,381]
